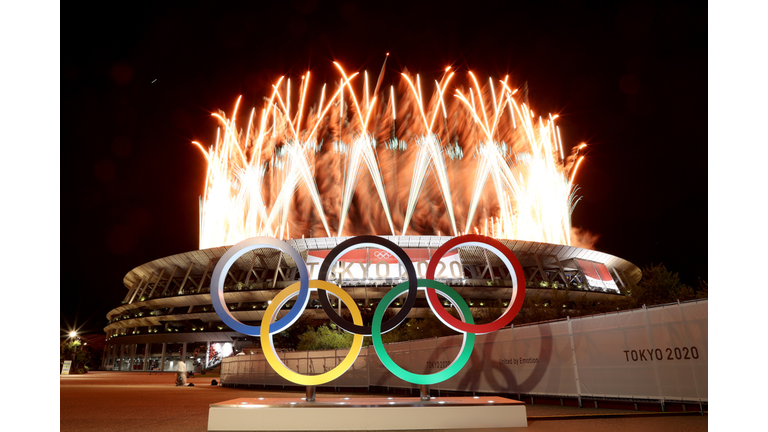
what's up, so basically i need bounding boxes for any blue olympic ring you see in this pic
[210,237,310,335]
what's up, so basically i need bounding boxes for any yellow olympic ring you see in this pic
[261,280,364,386]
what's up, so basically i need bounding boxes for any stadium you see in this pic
[101,236,640,372]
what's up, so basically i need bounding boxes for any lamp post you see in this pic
[69,331,78,358]
[68,331,79,371]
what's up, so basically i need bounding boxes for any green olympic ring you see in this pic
[370,279,475,385]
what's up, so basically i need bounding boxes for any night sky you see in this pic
[57,0,708,337]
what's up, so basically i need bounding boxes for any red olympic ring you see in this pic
[425,234,526,335]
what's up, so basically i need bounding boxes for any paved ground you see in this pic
[60,372,707,432]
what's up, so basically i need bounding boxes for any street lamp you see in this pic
[66,331,80,372]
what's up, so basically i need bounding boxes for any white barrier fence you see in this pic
[221,299,707,403]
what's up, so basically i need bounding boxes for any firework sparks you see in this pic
[192,60,586,249]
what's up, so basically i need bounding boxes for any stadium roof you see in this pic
[123,236,641,289]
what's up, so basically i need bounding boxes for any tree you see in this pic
[629,263,695,306]
[696,278,709,299]
[296,323,355,351]
[272,312,316,349]
[60,340,92,373]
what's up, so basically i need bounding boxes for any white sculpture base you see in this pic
[208,396,527,431]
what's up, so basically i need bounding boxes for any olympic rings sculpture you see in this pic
[211,234,526,386]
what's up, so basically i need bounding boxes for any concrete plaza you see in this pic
[60,371,707,432]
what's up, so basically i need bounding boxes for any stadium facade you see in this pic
[101,235,640,372]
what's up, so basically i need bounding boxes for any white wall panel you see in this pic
[221,300,707,402]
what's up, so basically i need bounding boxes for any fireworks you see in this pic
[191,60,586,249]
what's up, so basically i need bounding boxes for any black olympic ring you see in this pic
[317,235,418,336]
